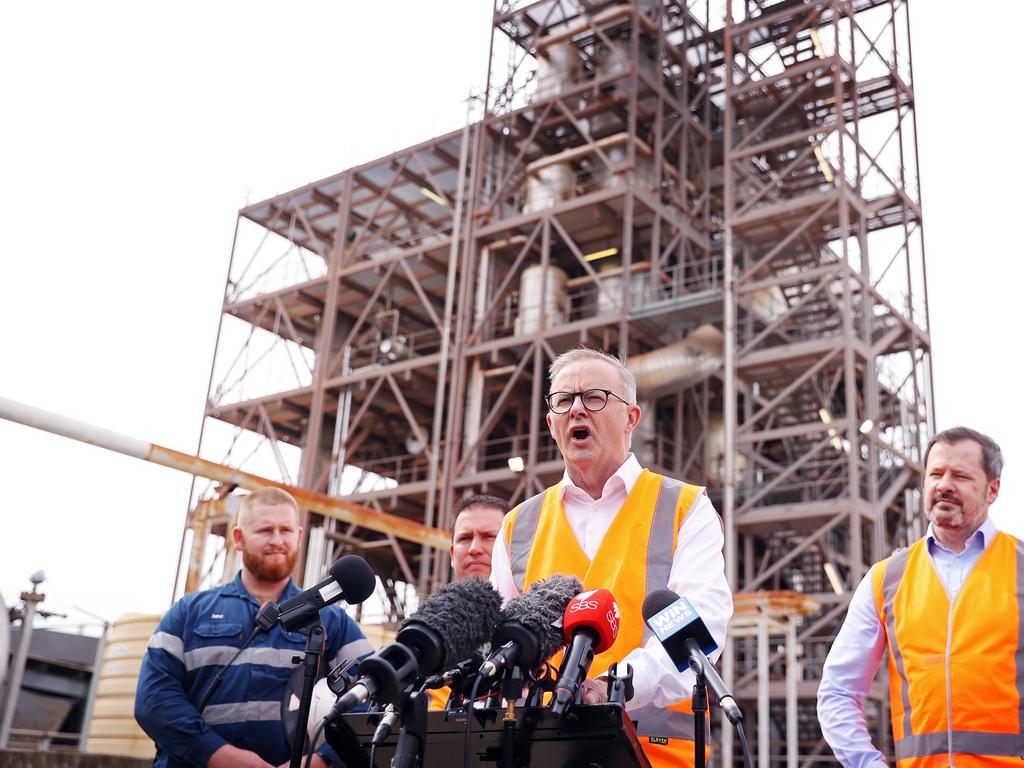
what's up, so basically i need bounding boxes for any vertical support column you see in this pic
[757,617,769,768]
[78,619,110,750]
[295,173,352,581]
[786,620,798,768]
[722,6,738,766]
[0,588,44,747]
[421,110,473,595]
[184,503,210,594]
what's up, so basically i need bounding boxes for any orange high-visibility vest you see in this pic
[872,531,1024,768]
[427,685,449,711]
[504,469,707,768]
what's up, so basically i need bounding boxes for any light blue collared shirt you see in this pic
[816,517,1000,768]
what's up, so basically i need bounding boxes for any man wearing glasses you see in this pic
[489,347,731,768]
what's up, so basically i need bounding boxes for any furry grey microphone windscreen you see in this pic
[503,573,583,662]
[399,577,503,669]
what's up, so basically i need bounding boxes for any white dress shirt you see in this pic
[817,516,1000,768]
[490,453,733,710]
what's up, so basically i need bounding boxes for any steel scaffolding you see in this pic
[183,1,931,763]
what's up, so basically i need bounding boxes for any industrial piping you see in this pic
[0,396,450,550]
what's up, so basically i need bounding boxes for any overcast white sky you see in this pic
[1,2,1020,629]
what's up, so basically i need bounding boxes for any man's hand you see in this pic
[208,744,275,768]
[581,677,609,705]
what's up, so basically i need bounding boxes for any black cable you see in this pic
[369,742,378,768]
[303,717,328,768]
[462,675,484,768]
[196,625,261,712]
[197,603,279,713]
[736,720,754,768]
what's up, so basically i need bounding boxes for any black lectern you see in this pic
[325,703,651,768]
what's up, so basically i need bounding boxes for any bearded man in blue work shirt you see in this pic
[136,487,373,768]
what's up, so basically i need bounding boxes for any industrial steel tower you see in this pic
[184,1,931,763]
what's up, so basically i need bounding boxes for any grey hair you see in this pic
[548,347,637,404]
[925,426,1004,481]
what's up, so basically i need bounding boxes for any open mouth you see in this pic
[570,425,591,442]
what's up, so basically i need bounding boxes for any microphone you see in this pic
[331,642,419,714]
[480,573,582,679]
[396,577,503,677]
[277,555,376,631]
[641,589,742,725]
[550,588,620,715]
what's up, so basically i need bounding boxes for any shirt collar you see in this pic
[558,453,644,501]
[925,515,998,555]
[224,570,300,601]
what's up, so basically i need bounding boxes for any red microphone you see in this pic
[551,589,620,715]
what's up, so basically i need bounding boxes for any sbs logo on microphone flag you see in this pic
[569,589,600,613]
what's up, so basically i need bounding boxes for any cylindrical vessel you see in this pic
[515,264,568,335]
[85,613,160,758]
[524,161,574,213]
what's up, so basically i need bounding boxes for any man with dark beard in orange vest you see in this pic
[818,426,1017,768]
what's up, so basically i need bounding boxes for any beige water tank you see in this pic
[515,264,568,335]
[86,613,159,758]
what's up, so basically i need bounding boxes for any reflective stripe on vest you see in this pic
[509,491,545,594]
[645,476,685,597]
[877,533,1024,765]
[881,547,913,742]
[632,703,697,741]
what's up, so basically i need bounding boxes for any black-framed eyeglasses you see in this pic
[545,388,632,414]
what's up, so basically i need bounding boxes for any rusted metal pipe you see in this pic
[0,396,450,550]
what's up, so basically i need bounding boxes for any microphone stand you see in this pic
[500,665,524,768]
[686,640,708,768]
[289,621,324,768]
[392,690,428,768]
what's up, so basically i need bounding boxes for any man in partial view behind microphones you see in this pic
[490,347,733,768]
[135,487,374,768]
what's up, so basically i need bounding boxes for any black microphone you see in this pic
[396,577,503,678]
[480,573,582,679]
[197,601,281,712]
[641,589,742,725]
[331,642,419,715]
[277,555,376,631]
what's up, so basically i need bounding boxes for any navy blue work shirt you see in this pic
[135,572,373,767]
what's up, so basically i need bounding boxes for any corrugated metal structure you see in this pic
[184,1,932,763]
